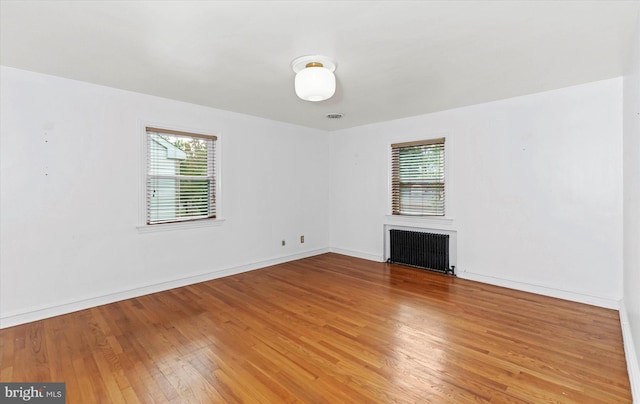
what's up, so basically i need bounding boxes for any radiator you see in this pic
[388,229,453,275]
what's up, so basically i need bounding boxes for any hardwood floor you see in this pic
[0,253,632,403]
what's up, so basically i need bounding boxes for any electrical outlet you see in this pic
[300,235,305,243]
[281,240,286,246]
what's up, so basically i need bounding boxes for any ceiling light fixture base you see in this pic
[291,55,336,73]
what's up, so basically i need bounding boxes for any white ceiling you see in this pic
[1,0,639,131]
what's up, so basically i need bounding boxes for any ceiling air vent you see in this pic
[326,113,344,119]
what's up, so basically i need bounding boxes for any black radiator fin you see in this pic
[389,229,451,274]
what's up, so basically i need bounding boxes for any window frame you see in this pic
[137,123,223,232]
[390,137,447,217]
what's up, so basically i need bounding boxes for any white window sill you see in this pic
[136,218,225,233]
[384,215,455,229]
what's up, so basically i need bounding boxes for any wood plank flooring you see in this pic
[0,253,632,403]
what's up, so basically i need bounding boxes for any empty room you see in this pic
[1,1,640,403]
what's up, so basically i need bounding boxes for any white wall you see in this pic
[623,10,640,400]
[330,78,623,308]
[0,66,331,327]
[0,65,627,326]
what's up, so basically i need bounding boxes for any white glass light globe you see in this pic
[294,66,336,102]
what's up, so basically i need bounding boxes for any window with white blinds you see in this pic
[391,138,445,216]
[146,127,217,225]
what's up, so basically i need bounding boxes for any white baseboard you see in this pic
[620,300,640,403]
[329,247,384,263]
[458,271,620,309]
[0,248,329,329]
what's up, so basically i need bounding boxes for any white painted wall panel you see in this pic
[0,66,330,326]
[623,10,640,399]
[330,78,623,306]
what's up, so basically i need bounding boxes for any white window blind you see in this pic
[146,127,217,225]
[391,138,445,216]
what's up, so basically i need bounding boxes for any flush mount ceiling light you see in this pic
[291,55,336,102]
